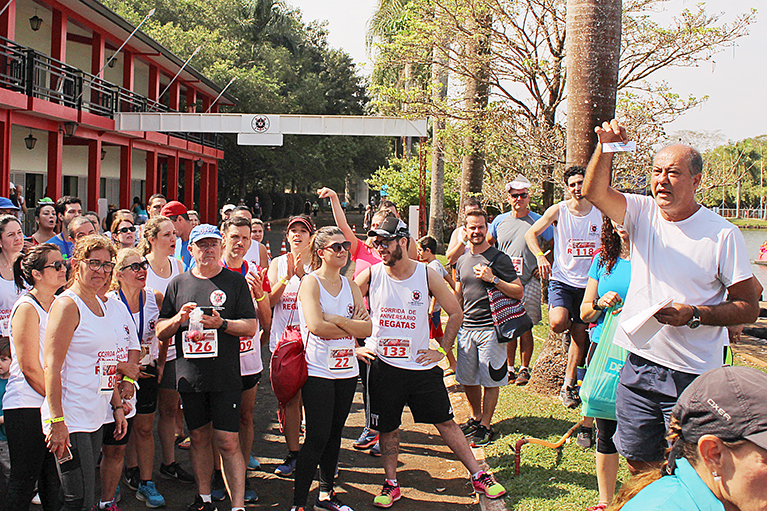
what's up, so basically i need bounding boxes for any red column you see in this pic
[183,159,194,208]
[51,10,67,61]
[47,130,63,200]
[87,139,102,212]
[91,32,105,78]
[122,50,134,91]
[145,149,158,199]
[209,161,219,222]
[186,88,197,112]
[148,65,159,102]
[119,143,132,209]
[168,81,180,111]
[199,162,210,223]
[166,155,179,201]
[0,110,11,198]
[201,95,210,114]
[0,0,15,41]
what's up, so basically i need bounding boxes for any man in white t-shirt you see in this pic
[583,119,761,474]
[525,167,602,409]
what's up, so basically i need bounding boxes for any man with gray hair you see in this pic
[582,119,761,474]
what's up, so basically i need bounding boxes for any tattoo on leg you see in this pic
[382,431,400,457]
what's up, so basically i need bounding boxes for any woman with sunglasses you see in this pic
[267,215,314,477]
[3,245,66,510]
[105,248,166,508]
[292,226,373,511]
[111,216,137,250]
[0,215,25,336]
[43,235,136,511]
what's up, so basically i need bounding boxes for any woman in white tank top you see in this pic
[0,216,25,336]
[44,235,137,511]
[267,215,314,474]
[293,227,372,510]
[4,244,67,510]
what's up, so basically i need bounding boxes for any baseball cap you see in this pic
[368,217,410,239]
[222,204,236,214]
[160,200,187,218]
[673,365,767,450]
[505,174,531,192]
[0,197,19,210]
[189,224,222,244]
[286,216,314,234]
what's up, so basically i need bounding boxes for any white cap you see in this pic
[222,204,236,213]
[505,174,531,192]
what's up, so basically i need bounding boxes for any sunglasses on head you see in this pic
[42,260,66,271]
[121,260,149,272]
[322,241,352,253]
[509,192,529,199]
[117,226,136,234]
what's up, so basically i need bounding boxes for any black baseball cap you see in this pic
[673,366,767,450]
[368,216,410,239]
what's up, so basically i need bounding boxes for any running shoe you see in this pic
[124,466,140,491]
[586,504,608,511]
[515,367,531,386]
[275,452,298,477]
[470,425,493,447]
[373,481,401,508]
[471,471,506,499]
[244,478,258,503]
[99,503,121,511]
[136,481,166,508]
[177,436,191,450]
[369,441,381,457]
[460,418,481,437]
[159,462,195,483]
[186,495,216,511]
[508,367,517,384]
[314,490,353,511]
[353,427,379,450]
[575,426,593,449]
[210,470,226,501]
[559,385,581,409]
[247,454,261,471]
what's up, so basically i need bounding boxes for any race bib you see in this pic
[99,359,118,395]
[239,337,255,354]
[510,257,524,276]
[567,240,596,259]
[377,338,411,359]
[182,329,218,358]
[327,344,355,371]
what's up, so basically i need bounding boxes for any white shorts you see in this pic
[456,328,508,387]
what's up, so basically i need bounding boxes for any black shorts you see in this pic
[368,358,454,434]
[103,417,134,446]
[179,390,242,433]
[136,364,160,415]
[158,359,177,391]
[242,372,262,391]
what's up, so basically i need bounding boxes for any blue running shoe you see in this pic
[275,452,298,477]
[136,481,166,508]
[247,454,261,471]
[353,427,378,450]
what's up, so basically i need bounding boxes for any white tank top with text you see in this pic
[550,202,602,289]
[366,262,433,371]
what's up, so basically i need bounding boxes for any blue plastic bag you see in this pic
[580,307,627,421]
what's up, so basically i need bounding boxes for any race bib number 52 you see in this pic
[182,330,218,358]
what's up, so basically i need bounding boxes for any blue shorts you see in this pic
[548,280,586,324]
[613,353,697,462]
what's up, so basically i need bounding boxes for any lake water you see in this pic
[741,228,767,292]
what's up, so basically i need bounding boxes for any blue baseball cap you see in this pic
[189,224,221,244]
[0,197,19,210]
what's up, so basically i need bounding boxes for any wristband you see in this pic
[255,294,266,302]
[112,404,124,412]
[535,251,544,257]
[44,416,65,425]
[436,346,447,356]
[122,377,140,390]
[280,277,289,286]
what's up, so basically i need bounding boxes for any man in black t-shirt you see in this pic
[156,224,257,511]
[455,209,523,448]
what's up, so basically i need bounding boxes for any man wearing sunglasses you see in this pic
[487,175,553,387]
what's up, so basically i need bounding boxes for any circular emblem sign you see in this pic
[251,115,270,133]
[210,290,227,307]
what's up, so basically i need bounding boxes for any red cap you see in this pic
[161,200,187,217]
[286,216,314,234]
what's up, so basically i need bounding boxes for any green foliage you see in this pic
[271,191,286,219]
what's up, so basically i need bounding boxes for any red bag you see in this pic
[270,324,307,406]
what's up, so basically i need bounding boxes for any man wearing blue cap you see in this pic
[156,224,257,511]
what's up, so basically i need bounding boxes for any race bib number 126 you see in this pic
[182,330,218,358]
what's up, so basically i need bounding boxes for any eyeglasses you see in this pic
[509,192,529,199]
[42,260,66,271]
[372,238,397,248]
[120,260,148,272]
[194,240,221,250]
[322,241,352,253]
[84,259,115,273]
[117,226,136,234]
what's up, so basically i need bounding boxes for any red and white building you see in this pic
[0,0,233,226]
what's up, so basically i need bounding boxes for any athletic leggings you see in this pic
[56,428,103,511]
[293,376,357,507]
[4,407,61,511]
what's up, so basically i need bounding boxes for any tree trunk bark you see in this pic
[428,33,449,249]
[528,328,568,396]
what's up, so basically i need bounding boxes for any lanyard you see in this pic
[118,288,144,345]
[221,258,248,276]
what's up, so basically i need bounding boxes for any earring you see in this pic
[713,471,722,482]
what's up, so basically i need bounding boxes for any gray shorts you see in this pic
[523,279,542,325]
[456,328,508,387]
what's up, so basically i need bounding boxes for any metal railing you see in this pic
[0,36,223,150]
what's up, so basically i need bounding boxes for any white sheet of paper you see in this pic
[602,141,637,153]
[620,297,673,348]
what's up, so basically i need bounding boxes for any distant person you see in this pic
[46,196,82,261]
[84,211,102,234]
[187,210,200,228]
[161,201,194,271]
[132,197,148,224]
[312,201,319,217]
[147,194,167,220]
[252,197,262,219]
[26,201,57,248]
[221,204,236,221]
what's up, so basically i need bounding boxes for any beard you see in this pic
[384,242,404,267]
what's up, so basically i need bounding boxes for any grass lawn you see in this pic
[730,218,767,228]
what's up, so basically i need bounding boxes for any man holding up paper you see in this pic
[582,119,762,474]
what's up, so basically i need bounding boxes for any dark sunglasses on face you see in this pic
[372,238,397,249]
[322,241,352,253]
[42,260,66,271]
[85,259,115,273]
[117,226,136,234]
[509,192,529,199]
[121,260,149,272]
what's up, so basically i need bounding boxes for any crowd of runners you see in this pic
[0,118,766,511]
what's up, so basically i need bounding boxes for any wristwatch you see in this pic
[220,319,229,331]
[592,297,603,311]
[492,276,500,285]
[686,306,701,329]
